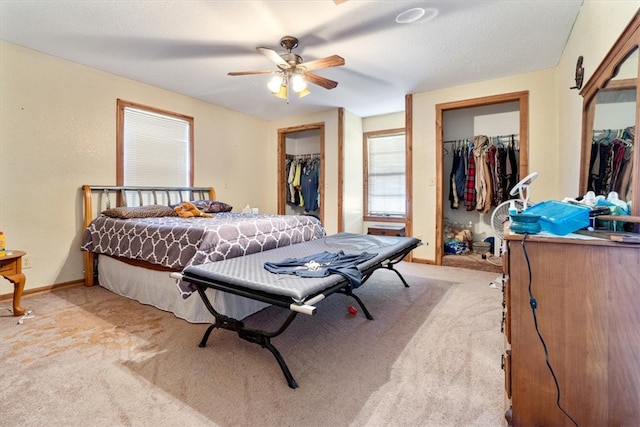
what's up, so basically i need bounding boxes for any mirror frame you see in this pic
[579,12,640,217]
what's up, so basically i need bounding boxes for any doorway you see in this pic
[435,91,529,266]
[277,123,325,225]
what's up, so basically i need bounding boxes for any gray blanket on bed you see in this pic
[81,212,325,269]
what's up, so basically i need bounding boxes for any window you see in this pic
[364,129,406,219]
[117,99,194,194]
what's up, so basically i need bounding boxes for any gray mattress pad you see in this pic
[182,232,421,302]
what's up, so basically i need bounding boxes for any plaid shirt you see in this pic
[488,144,499,206]
[464,147,476,211]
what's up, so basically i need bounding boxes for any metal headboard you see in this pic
[81,185,216,286]
[82,185,216,225]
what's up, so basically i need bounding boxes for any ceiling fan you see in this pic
[228,36,345,100]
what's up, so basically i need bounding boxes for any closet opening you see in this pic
[277,123,325,225]
[435,91,529,272]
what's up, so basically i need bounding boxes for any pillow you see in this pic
[197,200,233,213]
[102,205,178,219]
[171,200,233,213]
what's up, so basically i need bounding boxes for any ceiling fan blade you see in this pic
[257,47,290,69]
[298,55,345,72]
[228,70,273,76]
[304,72,339,89]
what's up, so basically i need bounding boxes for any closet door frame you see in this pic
[277,123,326,225]
[435,91,529,265]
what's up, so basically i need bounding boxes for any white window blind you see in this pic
[367,133,406,217]
[123,107,190,187]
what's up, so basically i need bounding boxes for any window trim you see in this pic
[116,99,195,187]
[363,127,407,222]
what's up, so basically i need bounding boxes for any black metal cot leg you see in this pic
[336,255,415,321]
[388,267,410,288]
[347,293,374,320]
[381,248,414,288]
[199,324,216,347]
[196,284,301,388]
[265,340,298,389]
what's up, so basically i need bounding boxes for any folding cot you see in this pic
[173,232,422,388]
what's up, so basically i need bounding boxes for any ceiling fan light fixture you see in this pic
[267,74,284,93]
[230,35,344,99]
[274,85,288,99]
[291,73,307,93]
[298,87,311,98]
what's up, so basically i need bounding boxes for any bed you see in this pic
[80,185,326,322]
[174,232,422,389]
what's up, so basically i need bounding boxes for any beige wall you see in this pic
[342,109,364,233]
[363,111,405,133]
[0,41,268,293]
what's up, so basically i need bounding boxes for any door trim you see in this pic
[277,123,326,225]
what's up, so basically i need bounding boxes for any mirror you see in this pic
[580,13,640,219]
[589,50,636,201]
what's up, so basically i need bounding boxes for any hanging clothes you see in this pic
[444,134,520,210]
[615,143,634,202]
[506,142,519,195]
[285,154,321,212]
[589,127,634,198]
[462,142,475,211]
[487,142,499,206]
[495,145,507,203]
[301,160,319,212]
[449,147,465,209]
[473,135,493,214]
[293,161,303,206]
[608,140,625,191]
[287,159,297,204]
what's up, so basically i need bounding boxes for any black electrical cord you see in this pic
[521,233,579,427]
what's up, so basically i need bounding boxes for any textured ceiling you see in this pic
[0,0,583,120]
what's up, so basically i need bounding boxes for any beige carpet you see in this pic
[0,262,504,427]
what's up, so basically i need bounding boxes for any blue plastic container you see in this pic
[524,201,590,235]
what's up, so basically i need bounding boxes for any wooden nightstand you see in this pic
[0,250,27,316]
[367,224,406,237]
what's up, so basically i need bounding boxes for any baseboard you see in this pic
[411,257,436,265]
[0,279,85,301]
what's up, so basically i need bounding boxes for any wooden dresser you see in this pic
[502,231,640,426]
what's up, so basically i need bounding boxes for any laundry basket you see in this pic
[472,241,491,254]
